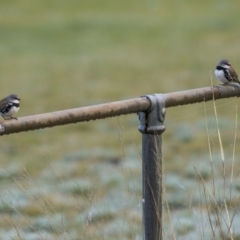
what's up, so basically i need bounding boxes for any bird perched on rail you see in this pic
[215,59,240,85]
[0,94,21,120]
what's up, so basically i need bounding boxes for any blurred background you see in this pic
[1,0,240,239]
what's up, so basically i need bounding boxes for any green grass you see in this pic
[1,0,240,239]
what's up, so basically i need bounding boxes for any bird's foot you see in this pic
[10,117,18,120]
[3,116,18,120]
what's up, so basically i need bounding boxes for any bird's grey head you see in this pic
[217,59,231,67]
[8,94,21,101]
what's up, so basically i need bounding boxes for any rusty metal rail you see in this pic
[0,84,239,135]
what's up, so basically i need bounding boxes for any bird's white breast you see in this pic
[2,99,20,117]
[215,69,229,84]
[3,106,19,117]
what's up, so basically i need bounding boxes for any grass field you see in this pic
[1,0,240,239]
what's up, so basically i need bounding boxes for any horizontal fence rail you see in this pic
[0,84,240,136]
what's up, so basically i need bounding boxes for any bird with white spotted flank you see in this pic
[0,94,21,120]
[215,59,240,84]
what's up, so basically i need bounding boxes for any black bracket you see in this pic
[138,94,166,134]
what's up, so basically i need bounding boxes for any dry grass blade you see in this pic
[231,105,238,188]
[210,73,226,198]
[204,98,216,198]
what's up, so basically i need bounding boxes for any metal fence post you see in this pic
[138,94,166,240]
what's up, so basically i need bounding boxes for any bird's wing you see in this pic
[0,98,13,113]
[229,67,240,83]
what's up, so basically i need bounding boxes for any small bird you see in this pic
[215,59,240,84]
[0,94,21,120]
